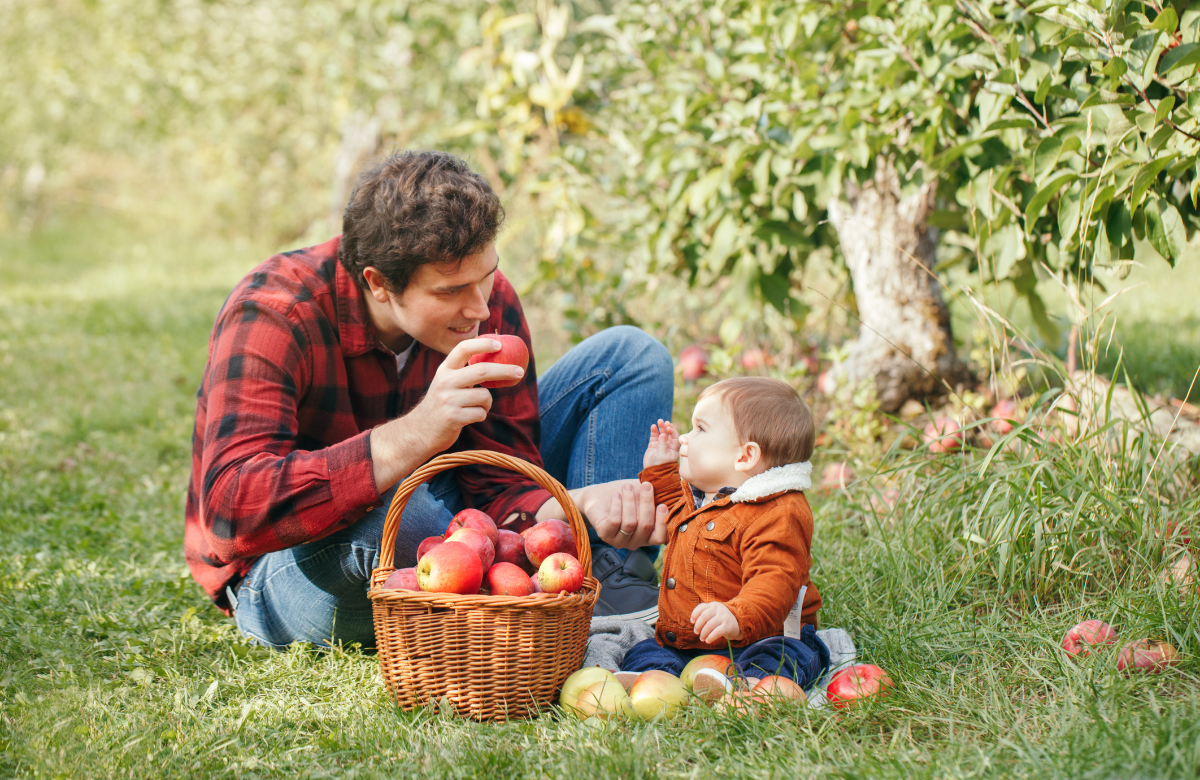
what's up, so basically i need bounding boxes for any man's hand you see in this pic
[642,419,680,469]
[370,337,524,490]
[583,481,668,549]
[691,601,743,644]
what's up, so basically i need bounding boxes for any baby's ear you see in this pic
[733,441,762,472]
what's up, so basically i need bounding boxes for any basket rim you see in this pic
[368,575,600,610]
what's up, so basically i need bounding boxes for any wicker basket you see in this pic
[368,451,599,721]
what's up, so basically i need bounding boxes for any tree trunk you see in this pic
[826,156,967,412]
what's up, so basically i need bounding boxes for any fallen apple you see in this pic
[680,654,736,690]
[629,670,690,721]
[560,667,621,717]
[536,552,584,594]
[416,535,444,563]
[820,462,855,490]
[991,399,1018,435]
[1061,619,1117,658]
[383,567,420,591]
[679,345,708,382]
[740,347,773,370]
[446,508,499,548]
[826,664,893,708]
[1117,639,1180,673]
[576,678,635,721]
[1159,551,1197,594]
[752,675,807,703]
[923,418,963,454]
[715,690,757,716]
[416,541,483,594]
[467,334,529,389]
[445,527,495,572]
[495,528,535,574]
[523,519,576,567]
[484,562,534,596]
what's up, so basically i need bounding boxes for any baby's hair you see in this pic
[698,377,814,468]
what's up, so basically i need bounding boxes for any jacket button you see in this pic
[665,631,676,643]
[666,577,676,589]
[679,523,688,533]
[706,521,715,531]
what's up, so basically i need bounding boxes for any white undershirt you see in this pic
[394,342,416,375]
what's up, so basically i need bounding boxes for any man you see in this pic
[185,150,673,648]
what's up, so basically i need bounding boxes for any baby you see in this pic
[620,376,829,689]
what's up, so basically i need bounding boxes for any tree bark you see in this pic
[826,156,967,412]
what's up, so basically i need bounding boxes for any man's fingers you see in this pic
[442,361,525,389]
[441,337,502,371]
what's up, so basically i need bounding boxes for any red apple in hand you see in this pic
[383,567,420,591]
[826,664,893,708]
[1117,639,1180,673]
[1061,620,1117,658]
[416,541,483,594]
[495,528,536,574]
[679,345,708,382]
[445,527,495,572]
[485,562,535,596]
[416,536,444,562]
[537,552,585,594]
[468,334,529,389]
[523,519,576,567]
[446,508,498,548]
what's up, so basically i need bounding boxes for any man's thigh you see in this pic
[233,472,463,650]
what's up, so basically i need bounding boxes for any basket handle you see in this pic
[377,450,592,576]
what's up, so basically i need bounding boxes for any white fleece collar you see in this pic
[728,461,812,503]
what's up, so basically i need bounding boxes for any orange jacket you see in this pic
[640,461,821,650]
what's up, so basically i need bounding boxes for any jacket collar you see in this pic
[332,238,384,358]
[729,462,812,503]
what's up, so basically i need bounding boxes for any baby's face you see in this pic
[678,393,745,492]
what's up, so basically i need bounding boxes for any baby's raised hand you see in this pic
[690,601,743,645]
[642,419,680,469]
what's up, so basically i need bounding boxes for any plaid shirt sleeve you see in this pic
[451,271,553,521]
[195,297,379,563]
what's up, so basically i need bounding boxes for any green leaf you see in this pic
[706,213,740,271]
[1161,203,1187,264]
[759,271,793,314]
[1146,199,1171,261]
[1027,290,1061,346]
[1093,216,1111,266]
[1130,153,1176,211]
[1154,96,1176,124]
[1158,43,1200,75]
[1058,186,1082,243]
[1100,57,1127,78]
[1026,172,1077,226]
[1034,136,1063,182]
[1150,7,1178,34]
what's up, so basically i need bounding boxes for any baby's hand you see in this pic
[642,419,680,469]
[690,601,743,644]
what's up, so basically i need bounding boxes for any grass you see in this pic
[3,215,1200,779]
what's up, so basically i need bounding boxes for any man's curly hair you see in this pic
[339,150,504,293]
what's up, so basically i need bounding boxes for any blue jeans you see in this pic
[621,626,830,689]
[233,326,674,649]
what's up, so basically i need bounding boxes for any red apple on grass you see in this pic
[445,527,495,572]
[523,519,576,566]
[923,418,964,454]
[1061,620,1117,658]
[1117,639,1180,673]
[383,567,420,591]
[752,675,807,703]
[820,462,855,490]
[740,347,773,370]
[495,528,535,573]
[446,508,499,548]
[826,664,893,708]
[416,535,444,562]
[416,541,483,594]
[485,562,535,596]
[991,399,1018,435]
[679,345,708,382]
[467,334,529,389]
[536,552,584,594]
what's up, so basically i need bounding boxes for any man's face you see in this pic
[368,243,499,355]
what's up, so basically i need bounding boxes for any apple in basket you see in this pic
[416,535,444,562]
[495,528,536,573]
[383,567,420,591]
[529,574,542,593]
[826,664,894,708]
[523,519,576,567]
[485,562,535,597]
[446,508,499,547]
[416,541,483,594]
[537,552,584,594]
[445,527,495,572]
[467,334,529,389]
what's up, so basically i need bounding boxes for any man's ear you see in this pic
[733,441,762,473]
[362,267,392,304]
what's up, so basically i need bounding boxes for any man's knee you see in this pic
[593,326,673,378]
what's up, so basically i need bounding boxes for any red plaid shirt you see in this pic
[185,236,551,613]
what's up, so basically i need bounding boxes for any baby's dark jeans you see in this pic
[621,624,830,689]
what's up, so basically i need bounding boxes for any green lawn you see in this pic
[3,216,1200,779]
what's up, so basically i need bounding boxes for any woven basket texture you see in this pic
[368,451,598,721]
